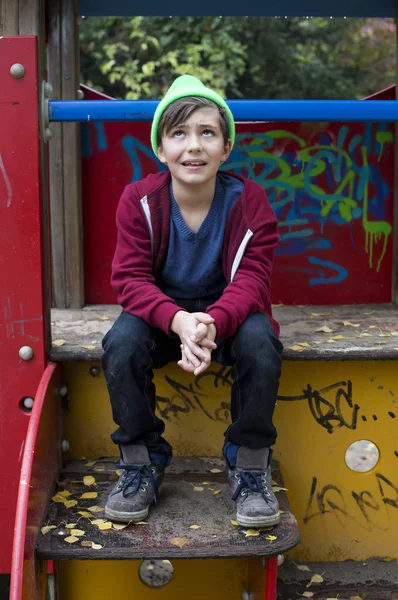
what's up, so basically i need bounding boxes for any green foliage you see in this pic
[79,16,395,100]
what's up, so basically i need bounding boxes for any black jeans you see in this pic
[101,298,283,456]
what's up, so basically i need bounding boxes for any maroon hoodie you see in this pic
[111,171,280,339]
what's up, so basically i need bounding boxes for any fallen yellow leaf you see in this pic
[41,525,56,535]
[85,461,97,467]
[331,335,344,340]
[58,490,72,498]
[343,321,360,327]
[52,494,66,503]
[64,535,79,544]
[78,511,95,518]
[97,522,112,530]
[189,525,201,530]
[170,537,188,548]
[230,520,239,526]
[245,529,260,537]
[279,510,285,514]
[266,535,277,541]
[92,542,103,549]
[81,345,97,350]
[81,540,94,547]
[193,486,204,492]
[301,593,314,598]
[91,519,106,525]
[289,345,304,352]
[349,596,363,600]
[296,564,310,571]
[52,339,66,347]
[358,332,372,337]
[64,500,78,509]
[71,529,85,537]
[88,506,103,513]
[134,521,148,525]
[297,342,310,348]
[311,313,330,317]
[80,492,98,499]
[112,523,128,530]
[83,476,96,486]
[202,481,209,485]
[315,325,333,333]
[379,333,391,338]
[115,469,121,476]
[307,574,324,587]
[213,490,222,495]
[369,325,377,329]
[272,486,288,492]
[65,523,78,529]
[100,316,110,320]
[390,331,398,336]
[208,468,223,473]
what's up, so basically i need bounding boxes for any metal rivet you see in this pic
[77,89,84,100]
[10,63,25,79]
[22,397,34,410]
[61,440,70,452]
[278,554,284,566]
[89,366,100,377]
[19,346,34,361]
[59,385,68,397]
[44,82,53,98]
[44,127,53,142]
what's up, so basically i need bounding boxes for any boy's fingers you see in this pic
[185,339,210,363]
[183,343,202,367]
[194,361,210,376]
[193,312,214,324]
[190,323,208,343]
[199,338,217,350]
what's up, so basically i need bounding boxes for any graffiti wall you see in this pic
[81,87,394,305]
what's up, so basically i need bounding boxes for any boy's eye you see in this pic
[172,130,184,137]
[203,129,214,136]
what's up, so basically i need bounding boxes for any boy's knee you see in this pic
[233,313,282,363]
[102,313,152,356]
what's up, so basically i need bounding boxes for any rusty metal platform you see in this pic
[36,457,299,560]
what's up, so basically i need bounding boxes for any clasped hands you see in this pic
[170,311,217,376]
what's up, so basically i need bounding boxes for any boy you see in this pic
[101,75,283,528]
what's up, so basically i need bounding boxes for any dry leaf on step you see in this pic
[245,529,260,537]
[41,525,56,535]
[315,325,333,333]
[64,500,78,509]
[52,339,66,347]
[80,492,98,499]
[307,574,324,586]
[170,537,188,548]
[83,476,96,486]
[189,525,201,530]
[295,564,310,571]
[64,535,79,544]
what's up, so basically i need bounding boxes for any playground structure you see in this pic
[1,1,398,599]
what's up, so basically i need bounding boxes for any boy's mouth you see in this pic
[181,161,207,167]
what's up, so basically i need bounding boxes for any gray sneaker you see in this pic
[105,444,166,523]
[226,446,280,528]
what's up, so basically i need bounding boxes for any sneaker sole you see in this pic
[104,506,149,523]
[236,512,281,528]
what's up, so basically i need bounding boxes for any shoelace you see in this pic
[231,471,271,504]
[118,465,158,502]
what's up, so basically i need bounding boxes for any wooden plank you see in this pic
[48,0,66,308]
[36,457,299,560]
[61,0,84,308]
[0,0,19,35]
[18,0,39,34]
[48,304,398,362]
[393,10,398,304]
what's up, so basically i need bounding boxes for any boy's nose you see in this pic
[187,135,203,152]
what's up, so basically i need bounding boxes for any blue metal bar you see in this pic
[49,100,398,123]
[79,0,397,18]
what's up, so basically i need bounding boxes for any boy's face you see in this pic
[157,107,231,187]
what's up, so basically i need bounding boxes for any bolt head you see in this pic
[77,89,84,100]
[89,366,100,377]
[44,127,53,142]
[22,397,34,410]
[61,440,70,452]
[19,346,34,361]
[10,63,25,79]
[44,82,53,98]
[59,385,68,397]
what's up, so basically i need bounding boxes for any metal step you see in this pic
[36,456,299,561]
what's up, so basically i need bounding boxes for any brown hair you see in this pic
[157,97,229,147]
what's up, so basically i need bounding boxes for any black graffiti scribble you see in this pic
[156,368,232,423]
[304,471,398,531]
[278,380,359,433]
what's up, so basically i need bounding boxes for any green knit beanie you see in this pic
[151,75,235,157]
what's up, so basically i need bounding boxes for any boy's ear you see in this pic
[221,139,232,163]
[157,145,167,164]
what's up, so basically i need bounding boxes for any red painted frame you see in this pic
[0,37,48,573]
[10,363,63,600]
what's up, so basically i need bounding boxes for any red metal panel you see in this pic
[10,363,62,600]
[81,86,394,306]
[0,37,48,572]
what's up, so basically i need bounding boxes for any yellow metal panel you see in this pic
[62,360,398,560]
[57,559,247,600]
